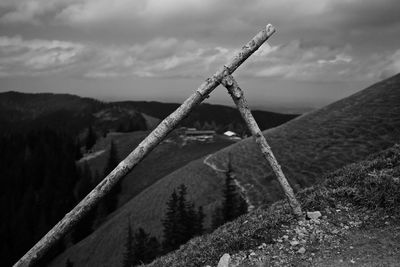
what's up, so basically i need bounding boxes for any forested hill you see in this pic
[0,92,296,137]
[119,101,298,134]
[50,73,400,267]
[0,91,149,135]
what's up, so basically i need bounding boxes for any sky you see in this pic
[0,0,399,112]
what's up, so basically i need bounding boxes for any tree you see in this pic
[122,222,134,267]
[222,161,238,222]
[211,158,248,230]
[194,206,205,236]
[65,259,74,267]
[162,184,204,253]
[132,228,160,265]
[85,125,97,151]
[211,205,224,229]
[162,189,179,252]
[71,163,96,244]
[101,141,121,213]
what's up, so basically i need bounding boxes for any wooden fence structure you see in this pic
[14,24,302,267]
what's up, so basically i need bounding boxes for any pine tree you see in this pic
[162,184,205,253]
[71,163,96,243]
[211,205,224,229]
[122,222,134,267]
[101,140,121,213]
[85,126,97,151]
[194,206,205,236]
[65,259,74,267]
[211,157,248,230]
[222,160,238,222]
[177,184,189,244]
[132,228,160,265]
[162,189,179,252]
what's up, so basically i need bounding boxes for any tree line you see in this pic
[120,161,248,266]
[0,127,124,266]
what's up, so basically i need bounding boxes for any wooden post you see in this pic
[14,25,276,267]
[221,74,303,219]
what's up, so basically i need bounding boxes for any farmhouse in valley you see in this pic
[184,128,216,142]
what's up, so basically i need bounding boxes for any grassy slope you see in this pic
[81,131,235,207]
[146,144,400,266]
[51,74,400,267]
[0,91,158,135]
[119,101,298,132]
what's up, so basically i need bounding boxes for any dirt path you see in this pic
[229,203,400,267]
[312,223,400,266]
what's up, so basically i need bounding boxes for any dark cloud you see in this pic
[0,0,399,108]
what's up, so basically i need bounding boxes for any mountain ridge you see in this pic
[50,73,400,267]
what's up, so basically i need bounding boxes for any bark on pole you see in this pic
[221,74,303,219]
[14,25,276,267]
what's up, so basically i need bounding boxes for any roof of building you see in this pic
[223,130,237,137]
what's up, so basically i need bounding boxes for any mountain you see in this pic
[0,91,153,135]
[119,100,298,135]
[50,73,400,267]
[80,131,236,209]
[146,144,400,266]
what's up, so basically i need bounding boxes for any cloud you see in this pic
[0,35,88,76]
[0,33,397,83]
[85,38,232,79]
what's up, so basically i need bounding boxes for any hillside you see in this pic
[79,131,235,208]
[50,73,400,267]
[119,100,298,134]
[146,144,400,266]
[0,91,156,135]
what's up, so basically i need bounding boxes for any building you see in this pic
[184,129,216,142]
[223,130,242,141]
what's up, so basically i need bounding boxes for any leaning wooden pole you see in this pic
[221,74,303,219]
[14,24,276,267]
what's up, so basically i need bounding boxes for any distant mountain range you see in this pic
[50,73,400,267]
[0,91,150,135]
[121,100,298,132]
[0,91,297,137]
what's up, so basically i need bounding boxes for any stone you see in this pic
[217,253,231,267]
[297,247,306,254]
[307,211,322,220]
[290,240,299,246]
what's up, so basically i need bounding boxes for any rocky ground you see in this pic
[146,145,400,267]
[217,202,400,267]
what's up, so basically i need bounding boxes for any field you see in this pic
[51,74,400,267]
[81,131,235,208]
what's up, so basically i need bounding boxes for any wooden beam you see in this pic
[14,24,276,267]
[221,74,303,219]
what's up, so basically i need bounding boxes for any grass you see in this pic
[82,131,235,208]
[50,74,400,267]
[146,144,400,267]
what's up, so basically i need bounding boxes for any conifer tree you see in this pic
[177,184,189,243]
[222,160,239,222]
[71,163,96,243]
[101,140,121,213]
[212,158,248,230]
[162,189,179,252]
[132,228,160,265]
[211,205,224,229]
[65,259,74,267]
[162,184,205,253]
[122,222,134,267]
[85,126,96,151]
[194,206,205,236]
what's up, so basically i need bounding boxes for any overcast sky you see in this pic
[0,0,399,112]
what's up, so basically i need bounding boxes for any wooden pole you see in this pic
[221,74,303,219]
[14,24,276,267]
